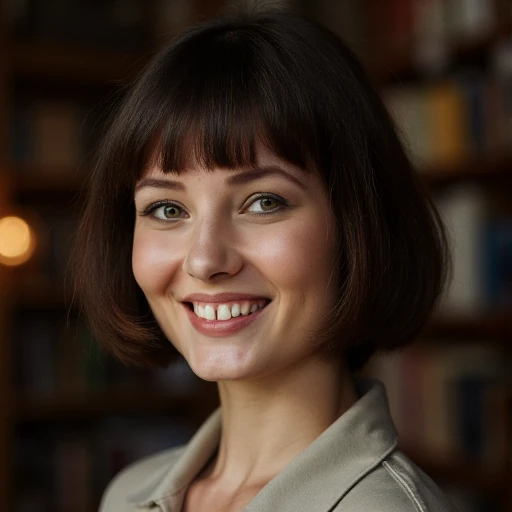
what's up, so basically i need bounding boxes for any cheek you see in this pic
[132,229,181,294]
[247,215,336,291]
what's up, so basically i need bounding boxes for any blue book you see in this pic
[454,375,484,461]
[482,218,512,308]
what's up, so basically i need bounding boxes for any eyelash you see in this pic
[139,193,289,222]
[246,193,289,215]
[139,200,187,221]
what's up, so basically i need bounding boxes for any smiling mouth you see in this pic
[184,299,271,321]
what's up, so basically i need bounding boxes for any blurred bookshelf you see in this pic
[361,2,512,511]
[425,312,512,347]
[422,155,512,188]
[0,0,510,511]
[13,383,219,423]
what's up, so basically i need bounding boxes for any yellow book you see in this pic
[426,81,469,169]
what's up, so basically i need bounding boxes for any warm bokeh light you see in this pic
[0,216,36,266]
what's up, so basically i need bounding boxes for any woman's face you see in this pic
[132,144,338,381]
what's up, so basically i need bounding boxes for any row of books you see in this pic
[383,71,512,170]
[33,212,78,283]
[434,185,512,314]
[11,97,105,172]
[369,0,506,74]
[363,342,510,471]
[14,416,195,512]
[13,310,200,398]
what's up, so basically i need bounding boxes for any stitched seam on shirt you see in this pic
[383,460,425,512]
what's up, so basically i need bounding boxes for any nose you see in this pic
[182,219,243,282]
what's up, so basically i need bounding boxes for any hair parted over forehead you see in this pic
[73,8,451,373]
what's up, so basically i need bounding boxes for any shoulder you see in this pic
[338,450,459,512]
[99,445,186,512]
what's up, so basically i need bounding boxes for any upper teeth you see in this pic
[193,301,266,321]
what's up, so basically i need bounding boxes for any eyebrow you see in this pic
[226,166,307,190]
[134,178,186,192]
[135,165,307,193]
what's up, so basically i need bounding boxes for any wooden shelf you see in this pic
[12,384,219,422]
[9,41,149,86]
[374,27,512,84]
[423,311,512,350]
[9,273,67,309]
[13,286,67,310]
[420,155,512,188]
[7,166,87,199]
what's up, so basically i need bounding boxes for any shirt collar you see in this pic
[129,378,398,511]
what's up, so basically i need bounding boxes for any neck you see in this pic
[200,354,358,493]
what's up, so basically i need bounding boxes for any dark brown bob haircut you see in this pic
[73,8,450,373]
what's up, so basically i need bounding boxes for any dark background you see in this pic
[0,1,511,511]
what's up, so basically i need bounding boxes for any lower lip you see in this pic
[183,303,269,337]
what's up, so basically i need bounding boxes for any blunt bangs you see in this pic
[103,10,374,186]
[110,16,326,187]
[74,9,450,372]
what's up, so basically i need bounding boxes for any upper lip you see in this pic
[181,293,270,303]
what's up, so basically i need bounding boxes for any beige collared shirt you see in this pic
[99,378,457,511]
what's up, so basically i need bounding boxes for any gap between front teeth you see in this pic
[193,302,264,321]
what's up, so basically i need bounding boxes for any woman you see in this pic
[74,8,456,512]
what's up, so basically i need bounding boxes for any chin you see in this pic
[186,350,262,382]
[189,365,253,382]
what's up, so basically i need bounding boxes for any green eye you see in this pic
[247,194,287,214]
[140,201,187,221]
[162,205,182,219]
[260,198,278,210]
